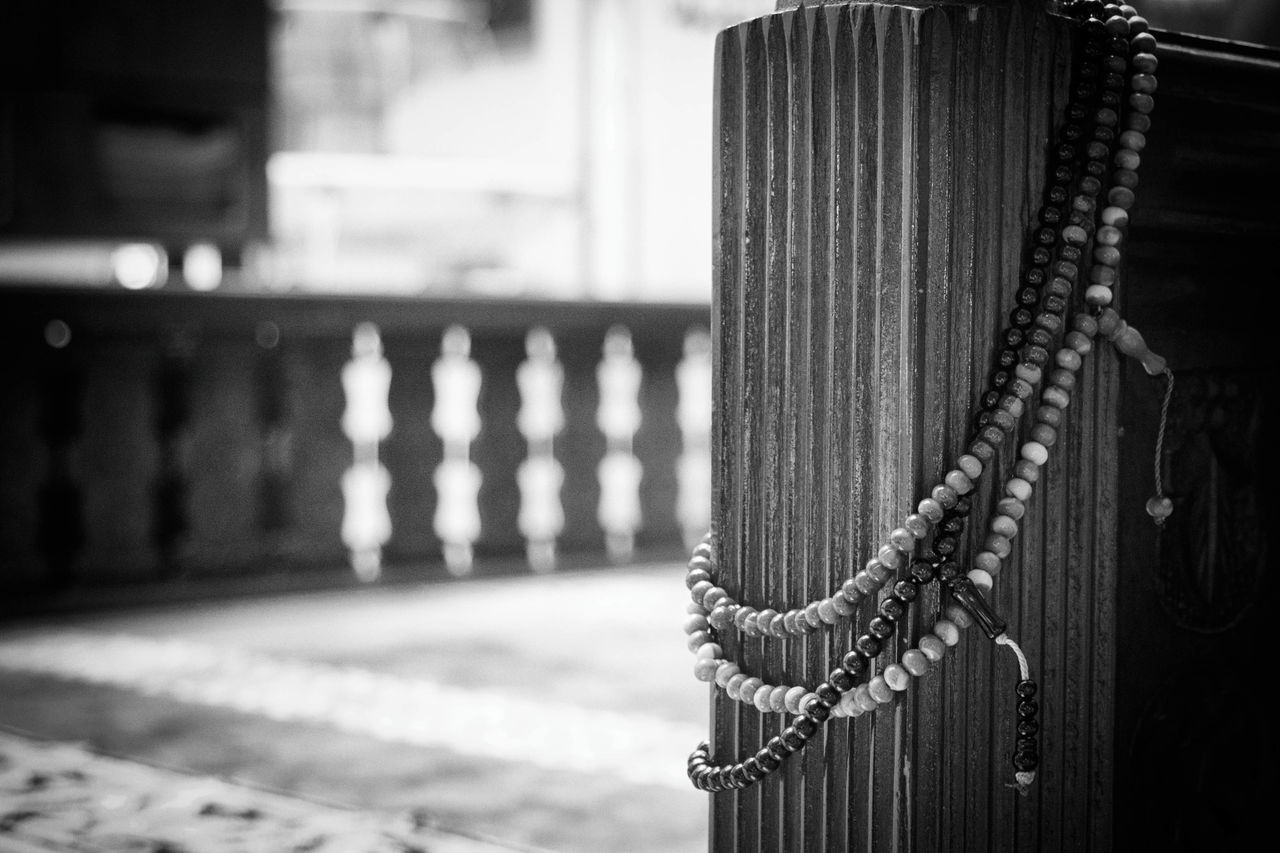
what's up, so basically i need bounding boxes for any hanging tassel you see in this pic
[1145,368,1175,526]
[995,633,1038,794]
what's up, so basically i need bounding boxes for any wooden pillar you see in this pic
[710,2,1116,849]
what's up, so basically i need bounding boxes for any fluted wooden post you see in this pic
[709,2,1118,850]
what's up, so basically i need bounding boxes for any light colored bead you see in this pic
[1094,245,1121,267]
[852,570,879,596]
[785,685,808,714]
[1020,441,1049,466]
[1114,148,1140,171]
[990,514,1018,539]
[742,613,761,637]
[1132,52,1158,74]
[782,609,800,634]
[1130,93,1155,114]
[883,664,910,691]
[854,684,878,712]
[832,595,856,616]
[919,635,946,662]
[754,684,775,712]
[1014,363,1042,385]
[931,483,958,509]
[997,497,1025,520]
[1119,129,1146,151]
[804,601,823,628]
[687,630,712,652]
[683,614,709,635]
[933,619,961,646]
[688,550,712,570]
[830,701,848,718]
[1086,284,1114,307]
[917,498,944,523]
[968,568,993,592]
[877,544,904,569]
[1000,395,1025,418]
[769,612,788,636]
[689,580,714,603]
[1062,224,1088,245]
[1131,73,1157,94]
[1096,225,1123,246]
[714,662,740,687]
[946,604,973,630]
[696,642,722,660]
[901,649,930,677]
[818,598,839,624]
[944,469,973,495]
[1100,206,1129,229]
[889,527,915,551]
[904,513,930,538]
[769,686,788,713]
[1055,348,1083,371]
[737,677,762,704]
[839,691,862,716]
[957,454,983,479]
[725,673,747,700]
[868,676,893,704]
[866,560,893,584]
[1005,477,1033,502]
[755,608,777,636]
[974,550,1001,574]
[1109,185,1136,209]
[694,658,720,681]
[1065,331,1093,355]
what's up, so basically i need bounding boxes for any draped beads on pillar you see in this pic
[340,322,393,581]
[516,327,566,572]
[431,325,483,576]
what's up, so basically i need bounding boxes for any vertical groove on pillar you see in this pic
[710,3,1109,850]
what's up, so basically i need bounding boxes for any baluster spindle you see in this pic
[516,327,566,572]
[431,325,483,576]
[596,324,644,563]
[340,322,393,581]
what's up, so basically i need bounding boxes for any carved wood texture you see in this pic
[710,3,1120,850]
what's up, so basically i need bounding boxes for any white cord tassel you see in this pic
[996,633,1037,794]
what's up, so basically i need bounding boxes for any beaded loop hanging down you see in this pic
[683,0,1173,794]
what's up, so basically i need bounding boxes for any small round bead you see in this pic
[1108,185,1135,208]
[742,613,763,637]
[931,484,959,509]
[1086,284,1114,306]
[756,608,777,635]
[956,454,983,480]
[985,533,1012,559]
[725,673,747,700]
[818,598,839,624]
[1100,206,1129,229]
[893,579,919,602]
[690,580,714,603]
[990,514,1018,539]
[883,664,910,691]
[889,526,915,551]
[832,595,856,617]
[1114,148,1140,171]
[868,676,893,704]
[715,661,740,687]
[946,603,973,630]
[1132,52,1157,74]
[867,559,893,584]
[944,469,973,495]
[696,642,723,660]
[754,685,775,712]
[694,658,721,681]
[1146,495,1174,521]
[1014,459,1040,484]
[967,568,994,592]
[703,586,729,610]
[1049,368,1076,390]
[1042,386,1071,409]
[1094,245,1121,267]
[901,649,930,677]
[917,498,945,523]
[919,634,946,662]
[1131,73,1157,94]
[1119,129,1146,152]
[738,677,762,704]
[685,568,711,590]
[904,513,930,539]
[1005,478,1033,502]
[1104,15,1129,36]
[855,634,883,658]
[1095,225,1123,247]
[854,684,878,712]
[968,439,996,463]
[687,630,712,652]
[804,601,823,628]
[1030,423,1057,447]
[1061,224,1088,245]
[839,691,862,717]
[933,619,961,646]
[784,685,808,714]
[868,617,895,640]
[683,614,709,635]
[1127,111,1152,133]
[1094,107,1118,127]
[852,570,879,597]
[1014,363,1042,385]
[1130,92,1155,114]
[974,550,1001,574]
[1020,441,1050,466]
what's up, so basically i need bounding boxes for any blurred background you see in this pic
[0,1,1277,851]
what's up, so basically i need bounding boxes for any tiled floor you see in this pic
[0,564,711,853]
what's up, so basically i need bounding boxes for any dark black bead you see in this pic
[731,765,751,787]
[980,390,1002,410]
[1016,680,1038,699]
[1053,260,1078,282]
[1107,35,1128,54]
[893,579,919,602]
[1080,20,1105,41]
[767,735,793,758]
[1047,184,1068,205]
[1023,267,1046,288]
[1100,91,1120,108]
[806,702,831,723]
[781,727,805,750]
[1077,63,1099,80]
[756,748,782,772]
[1017,286,1040,307]
[1025,346,1050,367]
[1085,140,1108,161]
[878,597,905,621]
[1015,736,1038,752]
[1103,72,1125,91]
[998,347,1019,368]
[794,716,819,737]
[991,369,1010,389]
[817,682,842,704]
[934,560,960,583]
[1011,308,1034,328]
[980,424,1005,446]
[868,617,895,640]
[909,559,936,584]
[829,668,856,693]
[1080,175,1102,196]
[973,411,993,430]
[855,634,883,657]
[1017,700,1039,718]
[742,757,763,780]
[1059,244,1082,263]
[1035,226,1057,246]
[1114,169,1139,189]
[1080,0,1105,17]
[952,496,972,516]
[1061,123,1083,141]
[1027,327,1053,348]
[1017,719,1040,737]
[1053,164,1074,184]
[841,650,870,677]
[1012,752,1039,772]
[1066,102,1088,122]
[940,515,964,534]
[1068,210,1093,229]
[1092,126,1115,144]
[1040,206,1062,225]
[1073,83,1097,100]
[968,439,995,463]
[1054,144,1075,163]
[932,535,957,556]
[1085,159,1106,178]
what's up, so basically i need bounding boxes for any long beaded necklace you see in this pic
[682,0,1174,794]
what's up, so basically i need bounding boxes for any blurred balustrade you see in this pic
[0,287,710,597]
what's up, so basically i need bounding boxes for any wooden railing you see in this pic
[0,287,711,598]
